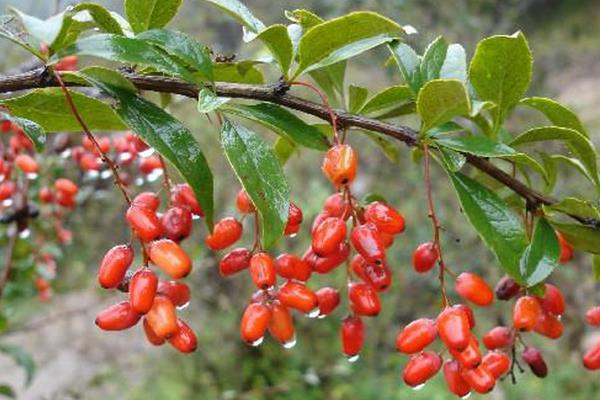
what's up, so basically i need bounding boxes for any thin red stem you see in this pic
[290,81,339,144]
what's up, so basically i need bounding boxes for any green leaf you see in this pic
[417,79,470,133]
[348,85,369,113]
[0,14,43,58]
[539,151,558,192]
[70,3,124,35]
[420,36,448,82]
[0,111,45,152]
[437,146,466,172]
[510,126,599,187]
[469,32,532,124]
[356,130,400,163]
[308,61,346,104]
[200,0,265,35]
[440,44,467,82]
[545,198,600,221]
[0,384,15,398]
[79,69,215,228]
[213,62,264,84]
[360,85,412,114]
[519,218,559,287]
[549,220,600,255]
[222,103,330,150]
[519,97,587,136]
[593,255,600,281]
[361,193,388,204]
[125,0,182,33]
[0,344,35,386]
[137,29,213,81]
[285,9,323,29]
[55,34,196,83]
[550,154,596,188]
[197,88,230,113]
[295,12,403,77]
[273,136,297,165]
[11,8,64,47]
[253,24,293,75]
[221,119,289,248]
[436,135,547,182]
[387,41,422,94]
[449,172,528,283]
[0,88,126,132]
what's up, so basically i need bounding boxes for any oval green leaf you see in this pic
[125,0,182,33]
[417,79,470,133]
[519,218,560,287]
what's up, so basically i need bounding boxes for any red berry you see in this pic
[286,202,303,226]
[534,311,564,339]
[583,341,600,370]
[143,318,165,345]
[95,301,140,331]
[54,178,79,196]
[129,268,158,314]
[586,306,600,326]
[455,272,494,307]
[513,296,541,332]
[395,318,437,354]
[348,282,381,317]
[341,315,364,358]
[316,287,340,317]
[132,192,160,211]
[481,351,510,379]
[351,255,392,292]
[321,144,358,186]
[483,326,514,350]
[312,217,347,256]
[275,253,311,281]
[98,244,134,289]
[449,335,482,369]
[170,184,203,216]
[350,223,385,265]
[277,281,318,314]
[146,295,178,339]
[157,281,190,307]
[219,248,252,277]
[268,303,295,346]
[412,242,438,273]
[304,241,350,274]
[0,181,16,201]
[148,239,192,279]
[522,346,548,378]
[556,231,574,263]
[15,154,38,174]
[236,189,255,213]
[453,304,476,329]
[168,319,197,353]
[161,206,192,242]
[443,360,471,397]
[139,155,162,175]
[363,201,405,235]
[249,252,276,289]
[538,283,565,316]
[126,205,163,242]
[205,217,243,251]
[323,193,350,219]
[55,191,76,208]
[240,302,271,345]
[460,364,496,394]
[437,307,471,351]
[495,276,521,300]
[54,55,78,71]
[402,351,442,387]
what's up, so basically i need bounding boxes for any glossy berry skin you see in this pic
[513,296,541,332]
[146,295,178,339]
[287,202,303,226]
[556,231,574,263]
[129,268,158,314]
[15,154,38,173]
[98,244,134,289]
[316,287,340,317]
[538,283,565,316]
[348,282,381,317]
[148,239,192,279]
[460,364,496,394]
[482,351,511,379]
[219,248,252,277]
[236,189,255,213]
[240,302,271,344]
[455,272,494,307]
[275,253,311,281]
[143,318,165,346]
[363,201,405,235]
[55,191,76,208]
[483,326,514,350]
[312,217,347,256]
[39,187,54,204]
[586,306,600,326]
[443,360,471,397]
[126,205,163,242]
[453,304,476,329]
[449,335,482,369]
[323,193,351,219]
[395,318,437,354]
[268,303,295,345]
[412,242,439,273]
[54,178,79,196]
[168,319,197,353]
[522,347,548,378]
[402,351,442,387]
[351,255,392,292]
[157,281,190,307]
[95,301,141,331]
[249,252,276,289]
[495,276,521,300]
[170,184,203,216]
[277,281,318,314]
[583,341,600,370]
[305,242,350,274]
[350,223,385,265]
[205,217,243,251]
[341,316,364,357]
[161,206,192,242]
[322,144,358,186]
[534,311,564,339]
[437,307,471,351]
[132,192,160,211]
[0,181,16,201]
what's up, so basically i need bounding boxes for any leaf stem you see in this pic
[289,81,340,144]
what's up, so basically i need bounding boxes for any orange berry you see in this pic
[556,231,574,263]
[143,318,166,346]
[583,341,600,370]
[168,319,197,353]
[148,239,192,279]
[350,223,385,265]
[219,248,252,277]
[98,244,134,289]
[146,295,178,339]
[363,201,405,235]
[482,326,514,350]
[538,283,565,316]
[312,217,347,256]
[412,242,438,273]
[455,272,494,307]
[170,184,203,216]
[449,335,482,369]
[235,189,255,213]
[460,364,496,394]
[481,351,511,379]
[513,296,541,332]
[321,144,358,186]
[132,192,160,211]
[240,302,271,345]
[126,205,163,242]
[249,252,276,289]
[437,307,471,351]
[54,178,79,196]
[129,268,158,314]
[277,281,318,314]
[205,217,243,251]
[275,253,311,281]
[268,303,295,346]
[95,301,140,331]
[15,154,38,174]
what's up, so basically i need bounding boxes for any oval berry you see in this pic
[132,192,160,211]
[395,318,437,354]
[534,311,564,339]
[350,223,385,265]
[268,303,295,346]
[513,296,541,332]
[170,184,203,216]
[495,276,521,300]
[437,307,471,351]
[583,341,600,370]
[402,351,442,387]
[98,244,134,289]
[321,144,358,186]
[129,268,158,314]
[455,272,494,307]
[157,280,190,307]
[341,315,364,358]
[348,282,381,317]
[522,346,548,378]
[54,178,78,196]
[316,287,340,317]
[275,253,311,281]
[143,318,165,346]
[219,248,252,277]
[483,326,514,350]
[95,301,140,331]
[449,335,482,369]
[443,360,471,397]
[236,189,255,213]
[556,231,574,263]
[148,239,192,279]
[538,283,565,316]
[351,255,392,292]
[205,217,243,251]
[277,281,318,314]
[460,364,496,394]
[146,295,178,339]
[586,306,600,326]
[363,201,405,235]
[240,302,271,345]
[126,205,163,242]
[161,206,192,242]
[249,252,276,289]
[168,319,197,353]
[312,217,347,256]
[305,241,350,274]
[482,351,511,379]
[412,242,438,273]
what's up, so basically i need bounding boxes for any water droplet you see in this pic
[100,170,112,180]
[147,170,163,182]
[305,307,320,318]
[317,314,327,319]
[460,393,472,400]
[140,148,155,158]
[191,214,201,220]
[251,337,264,347]
[19,229,31,239]
[86,170,100,179]
[26,172,38,180]
[2,199,13,207]
[176,301,190,310]
[119,152,132,162]
[346,354,360,363]
[404,25,418,35]
[134,177,144,186]
[0,176,5,183]
[282,336,297,349]
[411,383,426,391]
[60,149,71,159]
[288,233,297,238]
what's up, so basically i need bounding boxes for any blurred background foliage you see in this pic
[0,0,600,399]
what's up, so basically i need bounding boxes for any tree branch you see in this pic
[0,68,596,228]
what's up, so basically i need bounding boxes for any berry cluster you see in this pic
[584,306,600,370]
